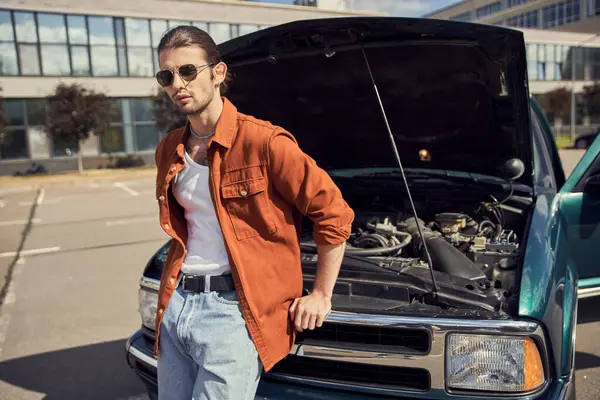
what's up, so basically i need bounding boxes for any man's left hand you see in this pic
[289,291,332,332]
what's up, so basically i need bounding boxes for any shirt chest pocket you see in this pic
[221,176,278,240]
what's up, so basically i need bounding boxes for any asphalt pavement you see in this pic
[0,177,166,400]
[0,149,596,400]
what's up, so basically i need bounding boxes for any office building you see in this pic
[426,0,600,138]
[0,0,380,175]
[425,0,599,33]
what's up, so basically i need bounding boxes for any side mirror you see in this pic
[583,174,600,199]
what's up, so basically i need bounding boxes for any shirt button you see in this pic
[159,195,165,201]
[164,224,170,230]
[158,308,164,315]
[240,189,248,197]
[169,278,175,285]
[170,167,176,173]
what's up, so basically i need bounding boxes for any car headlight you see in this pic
[138,287,158,331]
[446,334,545,393]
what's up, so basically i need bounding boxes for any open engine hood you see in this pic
[219,17,533,187]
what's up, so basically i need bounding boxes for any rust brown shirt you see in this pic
[153,97,355,371]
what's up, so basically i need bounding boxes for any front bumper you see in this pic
[125,329,575,400]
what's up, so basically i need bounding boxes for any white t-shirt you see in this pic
[172,150,231,276]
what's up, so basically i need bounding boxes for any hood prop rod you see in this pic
[358,44,438,295]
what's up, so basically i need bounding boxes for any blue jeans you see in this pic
[157,281,263,400]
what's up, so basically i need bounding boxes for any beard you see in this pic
[177,90,214,116]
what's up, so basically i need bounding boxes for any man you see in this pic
[153,25,354,399]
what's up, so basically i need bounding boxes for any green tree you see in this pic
[541,87,572,120]
[151,89,186,134]
[44,83,115,174]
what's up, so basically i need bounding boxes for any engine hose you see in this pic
[299,231,412,256]
[401,217,486,280]
[478,220,496,233]
[354,233,388,248]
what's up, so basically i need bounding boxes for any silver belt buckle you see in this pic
[180,274,192,292]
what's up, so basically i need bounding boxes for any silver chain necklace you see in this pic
[190,125,215,140]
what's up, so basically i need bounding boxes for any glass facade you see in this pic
[450,12,473,21]
[0,8,268,77]
[507,10,539,27]
[0,97,160,160]
[477,2,503,18]
[588,0,600,15]
[446,0,596,28]
[508,0,535,7]
[542,0,581,28]
[526,43,600,81]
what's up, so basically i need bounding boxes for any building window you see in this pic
[88,16,115,45]
[71,45,90,75]
[192,21,208,32]
[67,15,88,44]
[0,10,250,78]
[132,98,158,151]
[28,126,50,159]
[0,42,19,75]
[0,10,18,75]
[450,12,472,22]
[476,2,503,18]
[507,10,539,27]
[508,0,534,7]
[525,43,600,81]
[125,18,151,46]
[41,44,70,75]
[14,12,38,43]
[542,0,581,28]
[589,0,600,16]
[0,100,28,160]
[91,45,118,75]
[128,47,153,76]
[17,44,41,75]
[37,12,67,43]
[0,10,14,40]
[239,24,259,36]
[210,23,231,43]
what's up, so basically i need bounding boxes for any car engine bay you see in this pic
[299,186,531,316]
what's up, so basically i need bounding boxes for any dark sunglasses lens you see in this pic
[179,64,198,80]
[156,70,174,87]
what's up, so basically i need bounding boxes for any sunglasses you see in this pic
[155,63,215,87]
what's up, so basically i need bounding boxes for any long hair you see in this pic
[157,25,232,94]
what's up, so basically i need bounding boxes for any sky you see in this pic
[256,0,458,17]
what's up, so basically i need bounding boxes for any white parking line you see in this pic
[0,246,60,259]
[36,187,45,205]
[105,216,155,227]
[114,182,139,197]
[0,219,41,227]
[0,186,35,196]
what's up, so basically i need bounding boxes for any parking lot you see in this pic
[0,149,598,400]
[0,175,166,400]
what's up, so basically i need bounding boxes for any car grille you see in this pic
[136,277,547,396]
[270,355,430,391]
[297,322,430,354]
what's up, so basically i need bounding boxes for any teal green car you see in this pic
[126,17,599,399]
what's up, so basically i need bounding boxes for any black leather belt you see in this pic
[179,274,235,293]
